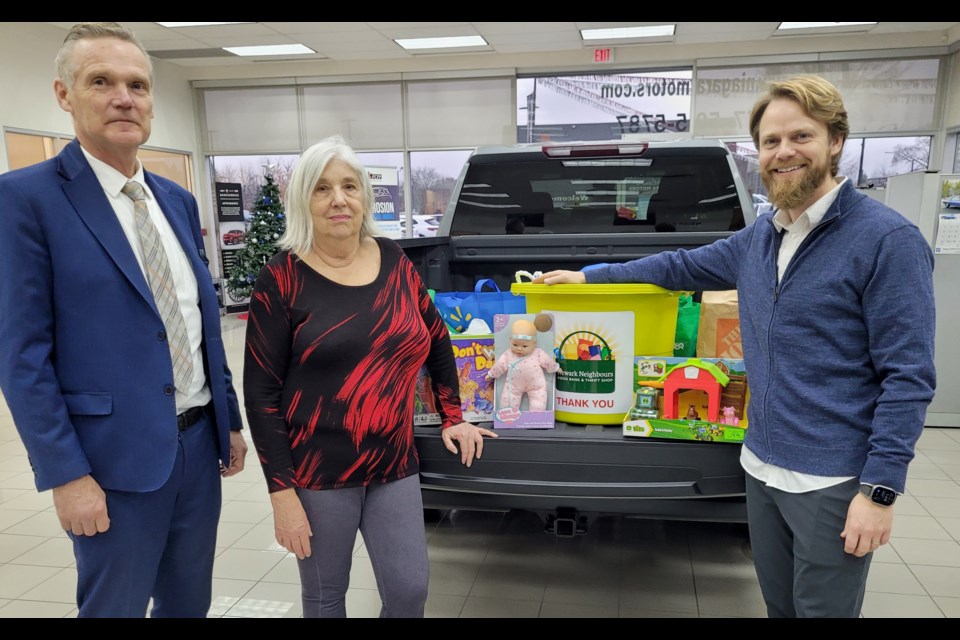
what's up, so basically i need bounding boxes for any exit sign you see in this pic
[593,48,613,63]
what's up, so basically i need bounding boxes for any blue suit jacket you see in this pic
[0,139,243,492]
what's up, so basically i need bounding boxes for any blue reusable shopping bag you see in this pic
[434,279,526,333]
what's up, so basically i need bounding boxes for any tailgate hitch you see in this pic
[544,508,588,537]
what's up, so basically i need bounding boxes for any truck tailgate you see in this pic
[415,422,747,523]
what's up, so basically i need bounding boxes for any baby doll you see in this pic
[486,318,560,412]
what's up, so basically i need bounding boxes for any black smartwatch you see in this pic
[859,483,898,507]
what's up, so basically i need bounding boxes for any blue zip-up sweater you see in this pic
[587,180,935,493]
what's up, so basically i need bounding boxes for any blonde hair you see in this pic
[55,22,152,89]
[278,135,378,257]
[748,74,849,176]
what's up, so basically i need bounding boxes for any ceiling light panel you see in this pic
[581,25,675,40]
[777,22,877,30]
[395,35,487,50]
[222,44,315,57]
[156,22,255,28]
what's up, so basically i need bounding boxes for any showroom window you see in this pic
[197,74,512,250]
[695,58,940,138]
[516,70,693,143]
[210,151,405,234]
[203,87,301,153]
[726,135,932,212]
[953,132,960,173]
[198,55,945,252]
[408,149,471,229]
[406,77,512,148]
[302,82,404,150]
[207,150,484,241]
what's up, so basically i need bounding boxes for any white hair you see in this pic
[278,135,378,257]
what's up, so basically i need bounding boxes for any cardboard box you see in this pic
[451,334,496,423]
[624,356,749,444]
[623,417,746,443]
[413,334,497,426]
[413,365,441,426]
[488,313,558,429]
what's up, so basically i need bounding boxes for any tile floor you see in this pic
[1,314,959,618]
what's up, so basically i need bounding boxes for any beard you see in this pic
[762,157,830,212]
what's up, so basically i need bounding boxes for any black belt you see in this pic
[177,403,211,431]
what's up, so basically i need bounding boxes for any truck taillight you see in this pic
[542,143,649,158]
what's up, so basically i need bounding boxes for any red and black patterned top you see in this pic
[243,237,462,493]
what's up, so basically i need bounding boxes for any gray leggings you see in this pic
[294,474,429,618]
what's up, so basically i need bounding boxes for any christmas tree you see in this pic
[225,173,286,301]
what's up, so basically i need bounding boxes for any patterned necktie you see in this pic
[121,181,194,392]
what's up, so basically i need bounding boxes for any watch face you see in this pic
[870,486,897,506]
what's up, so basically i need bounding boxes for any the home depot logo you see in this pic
[714,318,743,358]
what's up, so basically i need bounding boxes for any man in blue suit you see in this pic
[0,22,247,617]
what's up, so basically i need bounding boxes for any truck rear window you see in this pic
[450,152,746,236]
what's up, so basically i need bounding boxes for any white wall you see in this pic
[0,22,201,173]
[0,23,212,263]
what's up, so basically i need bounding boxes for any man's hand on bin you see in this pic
[533,270,586,285]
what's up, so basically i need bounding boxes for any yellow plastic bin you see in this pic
[511,283,680,358]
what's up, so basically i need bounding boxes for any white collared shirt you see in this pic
[81,147,210,413]
[740,177,856,493]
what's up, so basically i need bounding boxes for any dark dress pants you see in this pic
[746,473,872,618]
[69,412,222,617]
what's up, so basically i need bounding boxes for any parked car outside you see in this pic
[402,214,441,238]
[752,193,775,216]
[942,195,960,209]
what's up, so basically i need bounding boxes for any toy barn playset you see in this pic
[623,356,749,443]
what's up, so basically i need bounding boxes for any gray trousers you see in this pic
[295,473,429,618]
[745,473,872,618]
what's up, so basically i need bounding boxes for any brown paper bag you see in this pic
[697,290,743,358]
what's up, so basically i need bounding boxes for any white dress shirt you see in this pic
[80,146,211,413]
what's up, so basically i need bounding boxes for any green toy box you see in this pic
[622,356,749,444]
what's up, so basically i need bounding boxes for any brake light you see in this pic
[542,142,649,158]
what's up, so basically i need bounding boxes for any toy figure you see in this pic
[475,384,495,414]
[458,360,480,412]
[629,386,660,420]
[486,318,560,411]
[686,403,700,420]
[719,406,740,426]
[416,370,438,414]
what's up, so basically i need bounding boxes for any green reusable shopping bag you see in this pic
[673,294,700,357]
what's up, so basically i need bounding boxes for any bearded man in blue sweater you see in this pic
[536,74,936,618]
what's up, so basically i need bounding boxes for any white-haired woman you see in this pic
[243,135,496,618]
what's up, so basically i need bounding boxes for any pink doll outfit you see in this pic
[488,347,560,411]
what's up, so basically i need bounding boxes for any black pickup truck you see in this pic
[399,139,756,536]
